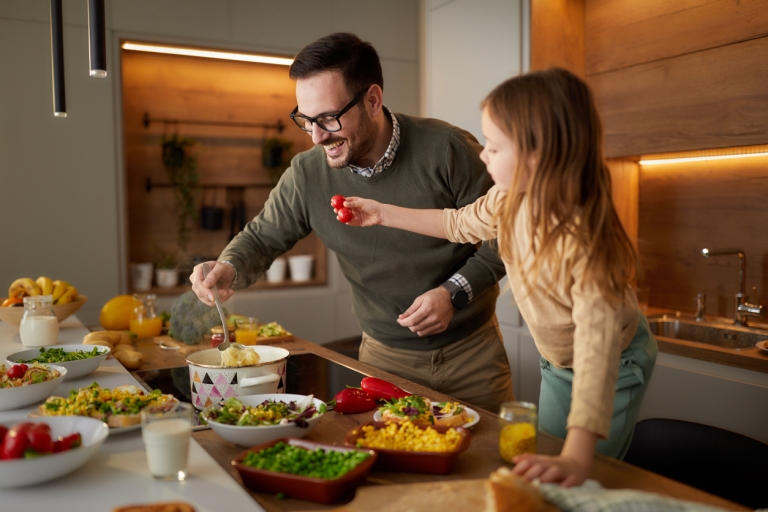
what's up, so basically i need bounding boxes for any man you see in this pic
[190,33,513,411]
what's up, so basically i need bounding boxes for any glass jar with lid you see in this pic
[210,325,235,348]
[498,401,537,463]
[129,293,163,339]
[20,295,59,348]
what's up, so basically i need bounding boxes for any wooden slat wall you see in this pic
[121,49,325,286]
[585,0,768,75]
[530,0,585,75]
[606,158,639,248]
[588,36,768,158]
[584,0,768,157]
[638,156,768,318]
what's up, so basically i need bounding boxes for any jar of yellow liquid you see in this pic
[129,293,163,339]
[498,401,537,463]
[234,317,259,345]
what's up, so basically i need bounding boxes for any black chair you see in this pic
[624,418,768,509]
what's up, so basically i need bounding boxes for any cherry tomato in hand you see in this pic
[7,364,28,379]
[27,423,53,454]
[337,207,353,223]
[331,194,346,210]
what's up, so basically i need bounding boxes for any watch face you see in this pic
[452,290,470,309]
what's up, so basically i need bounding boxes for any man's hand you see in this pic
[397,286,454,336]
[190,261,236,306]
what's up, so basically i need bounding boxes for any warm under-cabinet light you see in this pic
[121,42,294,66]
[639,151,768,166]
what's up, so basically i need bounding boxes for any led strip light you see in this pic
[121,42,293,66]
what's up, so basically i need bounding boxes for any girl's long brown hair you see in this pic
[484,68,636,305]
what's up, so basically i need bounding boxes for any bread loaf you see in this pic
[484,467,556,512]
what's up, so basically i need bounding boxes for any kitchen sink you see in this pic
[646,314,768,350]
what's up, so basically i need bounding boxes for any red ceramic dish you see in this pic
[344,421,472,474]
[232,437,377,504]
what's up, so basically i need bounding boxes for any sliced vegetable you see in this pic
[360,377,409,401]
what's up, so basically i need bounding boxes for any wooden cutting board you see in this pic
[324,479,488,512]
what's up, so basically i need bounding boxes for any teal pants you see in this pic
[538,314,657,459]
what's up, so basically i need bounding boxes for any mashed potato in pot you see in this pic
[220,346,260,366]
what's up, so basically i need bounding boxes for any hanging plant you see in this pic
[161,134,199,252]
[261,136,293,185]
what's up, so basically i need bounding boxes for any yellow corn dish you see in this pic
[355,421,464,452]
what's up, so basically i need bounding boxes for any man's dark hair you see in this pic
[289,33,383,96]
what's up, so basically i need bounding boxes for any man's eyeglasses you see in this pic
[290,86,369,133]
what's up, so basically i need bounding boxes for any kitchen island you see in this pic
[0,317,748,512]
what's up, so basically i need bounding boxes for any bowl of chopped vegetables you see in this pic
[201,394,326,447]
[0,416,109,488]
[233,438,377,504]
[344,421,471,474]
[6,344,110,381]
[0,363,67,411]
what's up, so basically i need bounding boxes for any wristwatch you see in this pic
[441,280,470,310]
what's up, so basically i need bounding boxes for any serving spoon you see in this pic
[201,262,247,352]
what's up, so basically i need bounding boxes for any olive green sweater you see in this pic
[219,114,506,349]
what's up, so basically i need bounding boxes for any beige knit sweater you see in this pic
[443,185,640,438]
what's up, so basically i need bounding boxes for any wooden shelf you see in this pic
[134,277,327,297]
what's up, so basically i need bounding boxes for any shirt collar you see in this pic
[348,106,400,177]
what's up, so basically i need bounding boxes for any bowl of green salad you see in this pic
[201,393,327,446]
[6,345,110,381]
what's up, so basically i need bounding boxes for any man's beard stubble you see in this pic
[324,107,378,169]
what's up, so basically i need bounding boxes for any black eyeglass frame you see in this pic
[289,86,370,133]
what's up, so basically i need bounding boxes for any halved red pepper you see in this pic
[360,377,409,402]
[331,388,376,414]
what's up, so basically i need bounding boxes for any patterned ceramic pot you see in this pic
[185,346,289,410]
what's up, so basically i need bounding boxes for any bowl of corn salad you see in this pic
[344,421,471,474]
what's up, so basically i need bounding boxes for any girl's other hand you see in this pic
[341,197,384,227]
[510,453,589,488]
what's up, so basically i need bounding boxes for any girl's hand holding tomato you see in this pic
[336,197,385,227]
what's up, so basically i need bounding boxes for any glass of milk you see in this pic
[141,402,193,481]
[20,295,59,348]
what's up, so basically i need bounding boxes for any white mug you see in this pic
[288,255,314,282]
[266,258,287,283]
[130,262,153,292]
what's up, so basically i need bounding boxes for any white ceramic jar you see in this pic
[20,295,59,347]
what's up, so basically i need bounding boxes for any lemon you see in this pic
[100,295,138,330]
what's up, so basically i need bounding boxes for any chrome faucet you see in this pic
[701,248,763,326]
[695,292,706,322]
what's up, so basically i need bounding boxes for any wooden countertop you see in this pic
[130,335,747,512]
[646,307,768,374]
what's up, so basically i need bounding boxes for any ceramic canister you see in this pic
[185,346,289,410]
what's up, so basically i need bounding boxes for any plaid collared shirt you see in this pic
[348,106,400,178]
[348,107,474,304]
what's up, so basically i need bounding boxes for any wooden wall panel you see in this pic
[122,49,322,286]
[585,0,768,75]
[638,157,768,319]
[606,158,639,248]
[531,0,585,76]
[587,36,768,158]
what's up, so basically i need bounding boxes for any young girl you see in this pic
[339,68,657,487]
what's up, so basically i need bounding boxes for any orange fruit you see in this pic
[99,295,138,330]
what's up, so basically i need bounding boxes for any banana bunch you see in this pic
[6,276,79,305]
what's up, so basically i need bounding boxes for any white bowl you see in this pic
[0,364,67,411]
[0,416,109,488]
[202,393,325,447]
[6,345,110,381]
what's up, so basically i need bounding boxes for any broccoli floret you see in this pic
[169,291,226,345]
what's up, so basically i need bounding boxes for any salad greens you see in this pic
[207,397,325,428]
[18,347,103,364]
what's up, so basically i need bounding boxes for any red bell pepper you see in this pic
[360,377,410,402]
[331,388,376,414]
